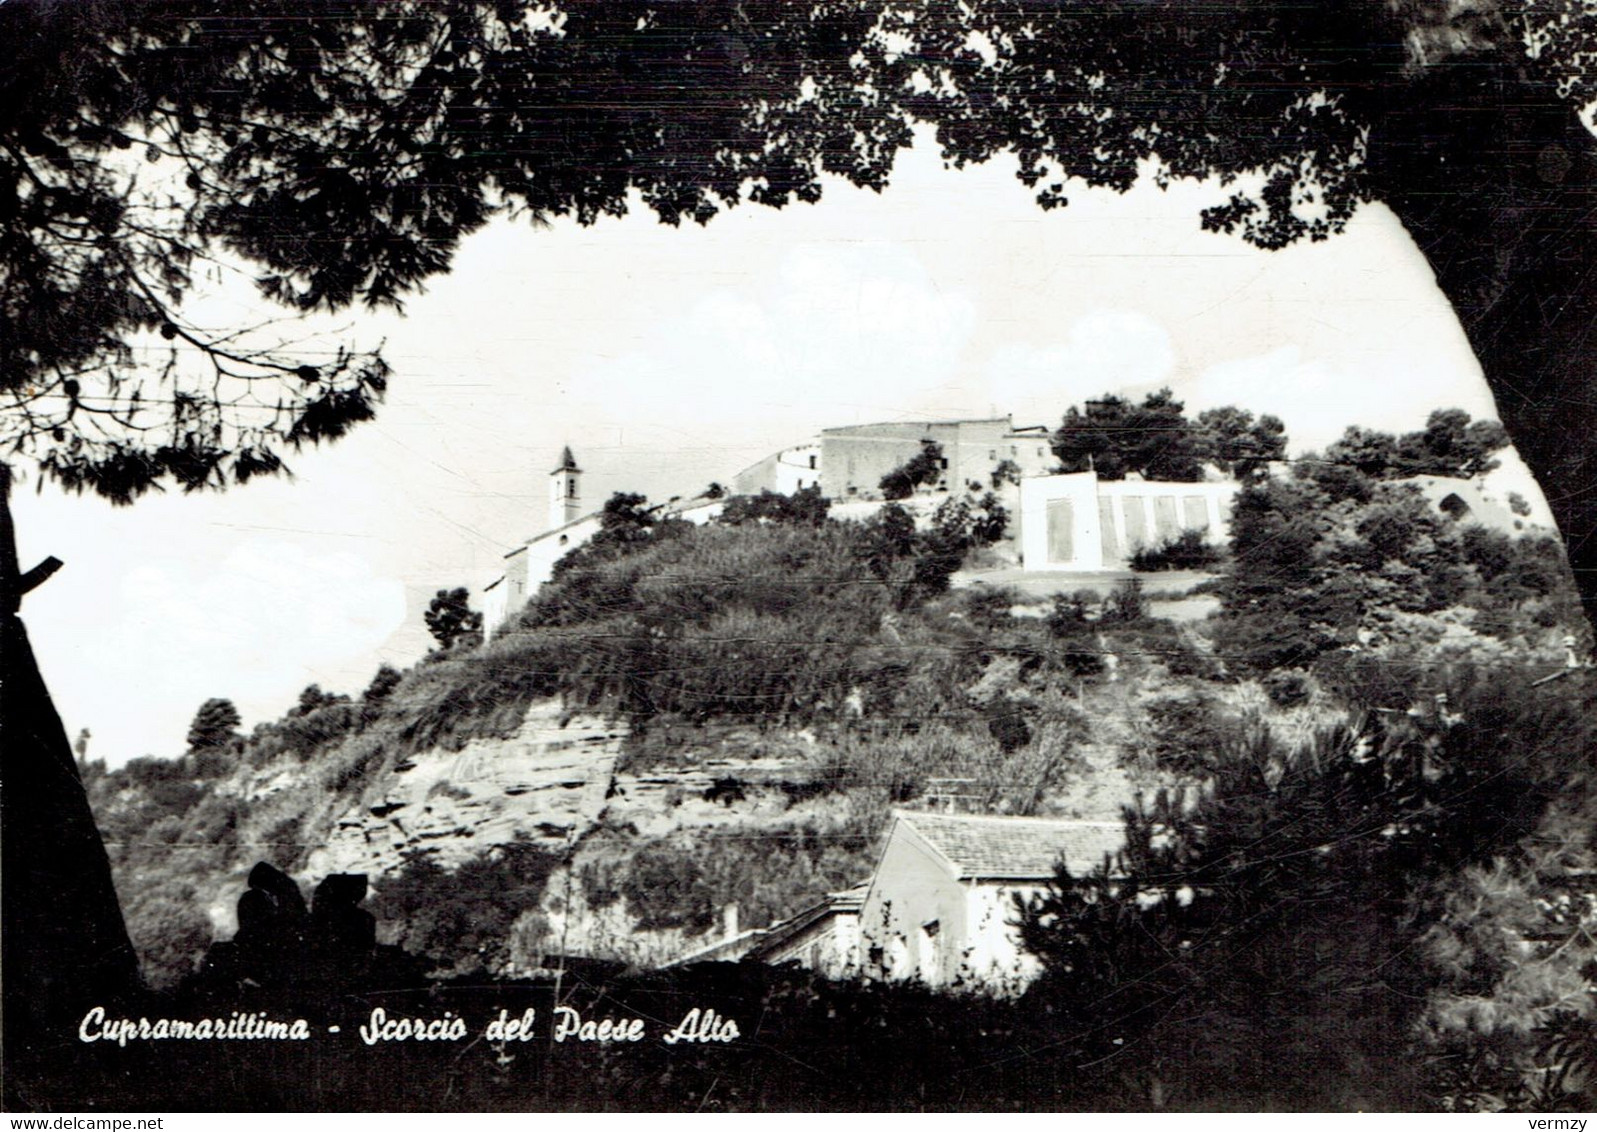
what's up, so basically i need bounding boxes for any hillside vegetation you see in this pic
[80,433,1596,1109]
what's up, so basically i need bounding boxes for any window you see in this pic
[918,921,941,984]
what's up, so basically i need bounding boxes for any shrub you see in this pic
[1262,669,1313,708]
[717,485,830,527]
[622,842,716,933]
[1103,577,1147,623]
[965,586,1017,628]
[1130,529,1223,571]
[124,887,214,991]
[1138,694,1241,777]
[985,702,1033,754]
[879,440,944,500]
[251,700,362,762]
[371,839,558,972]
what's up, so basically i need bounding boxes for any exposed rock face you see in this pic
[307,701,625,877]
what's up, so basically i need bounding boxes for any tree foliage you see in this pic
[1195,406,1288,483]
[550,491,691,582]
[1214,442,1582,675]
[423,586,483,651]
[370,839,557,974]
[1321,410,1511,481]
[1052,390,1203,482]
[878,440,945,500]
[184,697,240,751]
[1017,673,1596,1109]
[1052,391,1285,483]
[1,0,915,502]
[717,485,830,528]
[1129,528,1225,572]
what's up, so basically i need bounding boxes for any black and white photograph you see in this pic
[3,0,1596,1115]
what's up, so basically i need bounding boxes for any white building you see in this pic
[482,447,724,637]
[482,419,1256,634]
[731,441,823,497]
[1019,471,1240,571]
[855,811,1126,994]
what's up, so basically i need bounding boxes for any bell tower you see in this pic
[549,446,581,530]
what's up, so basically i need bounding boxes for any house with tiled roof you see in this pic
[857,811,1126,994]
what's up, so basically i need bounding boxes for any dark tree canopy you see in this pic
[184,696,241,750]
[879,439,946,500]
[1051,390,1284,483]
[1,0,913,503]
[1322,409,1510,481]
[423,586,483,650]
[1195,406,1288,483]
[6,0,1597,629]
[1052,389,1204,481]
[1016,674,1594,1107]
[718,485,831,527]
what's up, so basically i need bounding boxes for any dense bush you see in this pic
[1129,528,1224,571]
[1137,693,1243,776]
[878,439,944,499]
[1214,469,1584,677]
[620,842,716,933]
[1018,671,1597,1112]
[1262,669,1313,707]
[248,699,362,763]
[717,485,830,527]
[616,820,878,937]
[371,839,557,973]
[399,515,1016,740]
[931,490,1009,548]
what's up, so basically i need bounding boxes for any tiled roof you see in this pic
[898,811,1125,880]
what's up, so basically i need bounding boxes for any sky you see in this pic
[11,129,1545,768]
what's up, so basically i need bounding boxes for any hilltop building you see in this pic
[549,445,582,529]
[481,422,1528,636]
[481,445,723,634]
[731,441,822,497]
[1019,471,1239,572]
[803,417,1055,501]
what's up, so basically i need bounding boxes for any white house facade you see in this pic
[855,811,1126,994]
[1018,471,1240,571]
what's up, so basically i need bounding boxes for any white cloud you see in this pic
[38,538,404,763]
[976,309,1177,425]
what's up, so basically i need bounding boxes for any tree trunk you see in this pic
[0,465,140,1075]
[1370,57,1597,640]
